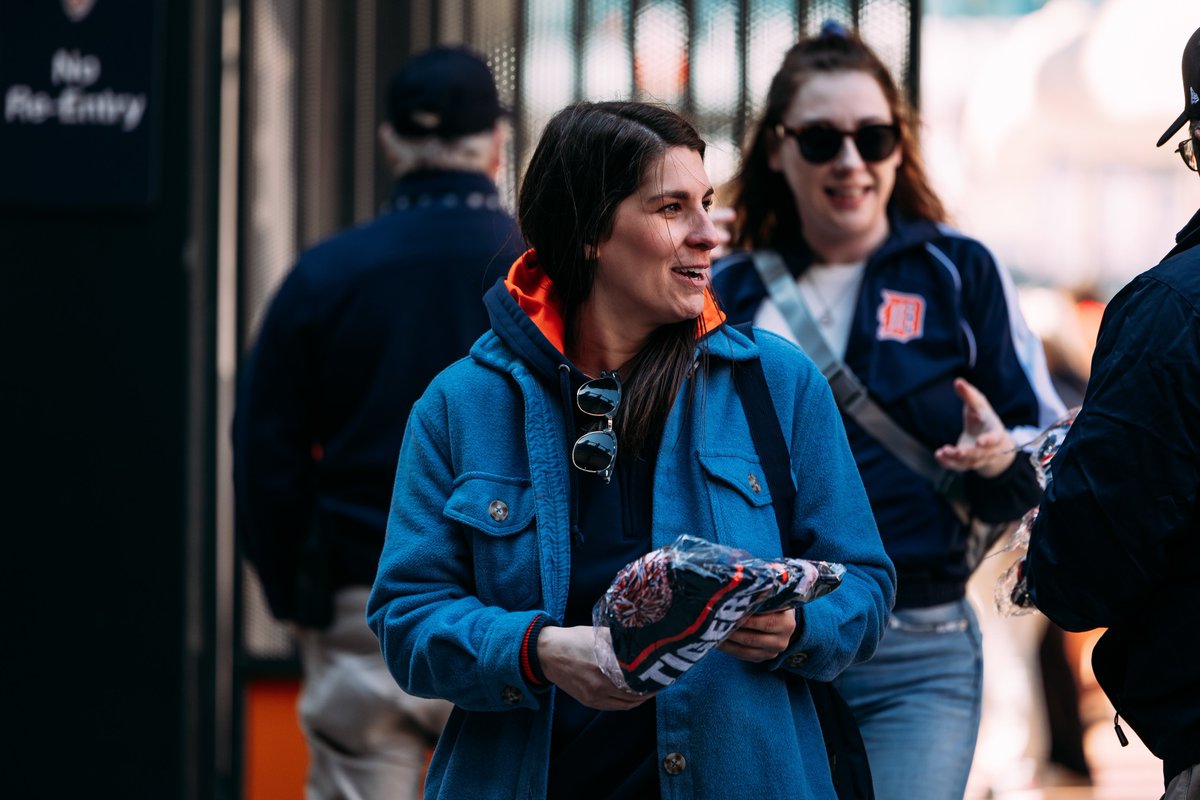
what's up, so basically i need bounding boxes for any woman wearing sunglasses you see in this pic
[368,99,895,799]
[711,24,1065,800]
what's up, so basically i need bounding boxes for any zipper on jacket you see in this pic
[1113,712,1129,747]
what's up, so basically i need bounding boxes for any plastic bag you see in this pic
[993,409,1079,617]
[592,534,845,694]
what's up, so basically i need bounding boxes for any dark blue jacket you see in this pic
[1027,209,1200,783]
[713,214,1063,608]
[233,169,525,625]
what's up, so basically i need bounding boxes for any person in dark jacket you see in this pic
[711,23,1063,800]
[232,46,525,800]
[1025,26,1200,800]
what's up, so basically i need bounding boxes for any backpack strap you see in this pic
[731,322,797,554]
[730,321,875,800]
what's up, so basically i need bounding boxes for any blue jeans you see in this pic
[834,598,983,800]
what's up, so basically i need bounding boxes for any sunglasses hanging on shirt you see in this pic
[775,122,900,164]
[572,371,622,484]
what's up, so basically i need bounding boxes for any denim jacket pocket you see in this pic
[697,452,775,507]
[697,452,780,555]
[443,472,540,609]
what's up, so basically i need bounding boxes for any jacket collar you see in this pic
[388,169,501,211]
[1165,207,1200,260]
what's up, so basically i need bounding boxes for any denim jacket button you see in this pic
[488,500,509,522]
[663,752,687,775]
[786,652,809,667]
[500,685,523,705]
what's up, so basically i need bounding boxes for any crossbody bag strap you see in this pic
[731,322,797,555]
[731,321,876,800]
[750,250,965,504]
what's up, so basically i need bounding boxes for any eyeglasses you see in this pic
[572,371,622,484]
[775,122,900,164]
[1174,137,1197,172]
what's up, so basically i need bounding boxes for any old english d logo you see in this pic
[62,0,97,23]
[876,289,925,343]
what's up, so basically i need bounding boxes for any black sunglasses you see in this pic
[572,371,622,484]
[1175,137,1197,172]
[775,122,900,164]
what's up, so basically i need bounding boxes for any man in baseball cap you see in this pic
[235,44,523,800]
[1025,26,1200,800]
[376,44,511,183]
[1156,26,1200,156]
[387,45,508,139]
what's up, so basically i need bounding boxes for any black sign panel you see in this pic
[0,0,163,208]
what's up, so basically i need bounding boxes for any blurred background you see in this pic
[2,0,1191,797]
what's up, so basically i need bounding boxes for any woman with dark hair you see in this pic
[368,99,895,799]
[712,24,1065,800]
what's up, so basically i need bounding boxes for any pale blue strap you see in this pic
[749,249,964,501]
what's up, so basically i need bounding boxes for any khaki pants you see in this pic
[1164,763,1200,800]
[297,587,453,800]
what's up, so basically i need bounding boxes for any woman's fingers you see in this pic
[717,609,795,661]
[955,377,1003,433]
[537,625,654,709]
[936,436,1017,476]
[937,377,1018,477]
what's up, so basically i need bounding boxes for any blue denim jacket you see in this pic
[368,284,895,799]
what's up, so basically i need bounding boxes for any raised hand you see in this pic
[933,377,1017,478]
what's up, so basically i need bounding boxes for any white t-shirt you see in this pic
[753,261,866,360]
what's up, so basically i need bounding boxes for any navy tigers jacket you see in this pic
[712,213,1064,609]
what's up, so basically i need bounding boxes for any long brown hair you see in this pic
[518,101,713,455]
[731,26,947,250]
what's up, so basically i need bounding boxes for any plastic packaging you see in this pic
[592,534,845,693]
[993,409,1079,617]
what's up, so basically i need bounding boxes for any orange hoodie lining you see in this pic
[503,249,726,358]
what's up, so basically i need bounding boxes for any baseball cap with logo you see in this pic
[1157,26,1200,147]
[388,46,506,139]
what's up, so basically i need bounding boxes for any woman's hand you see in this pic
[717,608,797,662]
[934,377,1017,478]
[537,625,654,710]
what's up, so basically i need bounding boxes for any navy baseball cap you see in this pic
[1157,27,1200,147]
[388,46,506,139]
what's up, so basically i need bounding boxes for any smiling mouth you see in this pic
[826,186,870,198]
[672,265,708,280]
